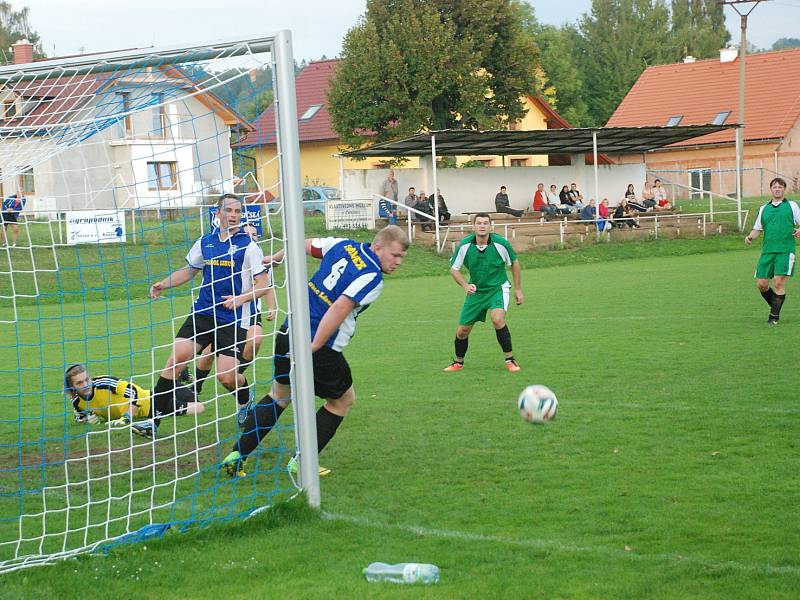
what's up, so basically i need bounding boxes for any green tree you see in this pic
[573,0,729,125]
[772,38,800,51]
[515,3,591,126]
[0,2,45,63]
[328,0,539,150]
[670,0,730,58]
[575,0,672,125]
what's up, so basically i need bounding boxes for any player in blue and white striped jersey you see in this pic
[222,225,409,477]
[1,193,25,247]
[191,224,276,397]
[135,194,271,439]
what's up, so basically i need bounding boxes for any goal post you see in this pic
[0,31,319,574]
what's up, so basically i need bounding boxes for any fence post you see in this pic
[559,221,564,246]
[702,213,707,237]
[654,214,659,240]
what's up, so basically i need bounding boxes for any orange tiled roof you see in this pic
[237,59,339,147]
[606,48,800,147]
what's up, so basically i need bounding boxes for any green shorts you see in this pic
[755,252,796,279]
[459,285,510,325]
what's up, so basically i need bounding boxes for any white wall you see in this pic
[343,160,647,213]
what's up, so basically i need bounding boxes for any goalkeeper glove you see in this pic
[75,412,99,424]
[108,413,132,428]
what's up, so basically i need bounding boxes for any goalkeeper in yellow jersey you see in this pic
[65,363,204,426]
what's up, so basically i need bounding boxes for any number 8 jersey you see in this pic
[306,237,384,351]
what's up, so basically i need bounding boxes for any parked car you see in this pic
[264,186,341,214]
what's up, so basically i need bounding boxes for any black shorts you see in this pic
[273,325,353,399]
[1,212,17,224]
[175,313,246,359]
[249,310,263,328]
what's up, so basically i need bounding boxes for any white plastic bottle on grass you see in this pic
[363,562,440,584]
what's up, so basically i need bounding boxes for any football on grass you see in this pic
[518,385,558,424]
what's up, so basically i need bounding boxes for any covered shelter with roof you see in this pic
[607,48,800,200]
[341,124,735,249]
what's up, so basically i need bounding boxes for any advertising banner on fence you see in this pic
[325,199,375,230]
[66,210,126,245]
[208,204,263,236]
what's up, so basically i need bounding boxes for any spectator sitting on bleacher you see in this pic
[533,183,556,218]
[652,179,672,210]
[404,187,418,215]
[569,183,585,210]
[579,199,594,221]
[597,198,612,231]
[641,181,657,210]
[415,191,435,231]
[613,199,640,228]
[548,184,571,214]
[624,183,649,212]
[559,185,573,208]
[582,199,612,232]
[432,189,451,224]
[494,185,523,218]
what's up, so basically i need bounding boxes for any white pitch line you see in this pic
[323,512,800,576]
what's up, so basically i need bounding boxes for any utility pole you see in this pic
[718,0,770,231]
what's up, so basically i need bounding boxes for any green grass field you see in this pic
[1,217,799,598]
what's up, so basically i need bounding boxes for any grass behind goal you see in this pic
[2,243,798,598]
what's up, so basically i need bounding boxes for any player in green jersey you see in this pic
[445,213,523,372]
[745,177,800,324]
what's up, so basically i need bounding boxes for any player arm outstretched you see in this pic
[150,266,199,299]
[262,238,336,266]
[511,259,523,305]
[311,295,357,352]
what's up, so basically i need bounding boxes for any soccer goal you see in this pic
[0,31,319,574]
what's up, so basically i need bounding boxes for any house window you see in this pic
[665,115,683,127]
[19,168,35,194]
[3,100,16,118]
[711,111,731,125]
[299,104,322,121]
[116,92,132,136]
[152,94,170,138]
[147,162,178,191]
[510,158,528,167]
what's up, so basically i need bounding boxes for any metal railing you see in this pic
[372,193,449,253]
[437,209,748,251]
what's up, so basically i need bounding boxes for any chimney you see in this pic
[11,39,33,65]
[682,56,696,64]
[720,47,738,63]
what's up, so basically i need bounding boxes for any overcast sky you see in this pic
[18,0,799,62]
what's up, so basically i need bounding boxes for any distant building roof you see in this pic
[606,49,800,146]
[237,58,339,147]
[607,48,800,147]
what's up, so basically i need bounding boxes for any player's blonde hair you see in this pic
[373,224,409,250]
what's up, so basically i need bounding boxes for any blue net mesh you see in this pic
[0,40,297,573]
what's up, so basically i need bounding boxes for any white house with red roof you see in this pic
[0,41,248,213]
[607,48,800,198]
